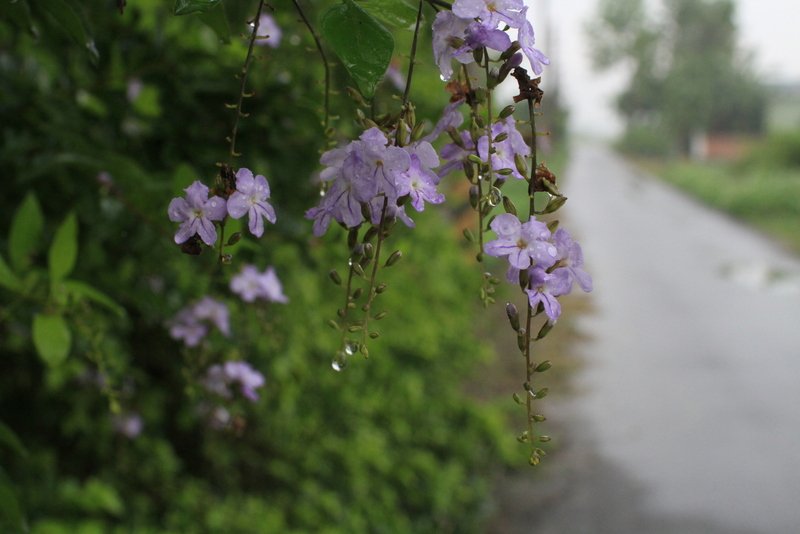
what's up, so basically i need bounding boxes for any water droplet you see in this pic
[487,187,502,207]
[548,245,558,257]
[439,74,449,82]
[347,258,353,267]
[344,343,357,356]
[331,351,348,372]
[319,188,326,197]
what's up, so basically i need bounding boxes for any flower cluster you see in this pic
[203,361,265,402]
[169,297,230,347]
[230,264,288,303]
[305,128,444,236]
[432,0,549,82]
[485,214,592,322]
[168,168,276,246]
[439,115,530,181]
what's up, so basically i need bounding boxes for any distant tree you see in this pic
[587,0,765,154]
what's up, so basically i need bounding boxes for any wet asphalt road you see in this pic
[495,143,800,534]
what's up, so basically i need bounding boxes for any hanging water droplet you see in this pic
[487,186,502,207]
[439,74,449,82]
[319,188,326,197]
[344,342,357,356]
[331,351,348,372]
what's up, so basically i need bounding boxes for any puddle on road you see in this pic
[719,262,800,295]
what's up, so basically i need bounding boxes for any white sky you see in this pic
[527,0,800,137]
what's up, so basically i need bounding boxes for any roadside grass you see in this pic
[643,159,800,254]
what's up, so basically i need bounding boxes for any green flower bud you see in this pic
[329,270,342,285]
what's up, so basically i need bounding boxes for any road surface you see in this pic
[492,143,800,533]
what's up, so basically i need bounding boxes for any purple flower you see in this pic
[203,361,265,402]
[432,11,471,81]
[423,99,465,144]
[226,168,276,238]
[169,297,230,346]
[169,307,208,347]
[254,13,281,48]
[477,117,531,181]
[306,128,413,236]
[552,228,593,293]
[113,412,143,439]
[168,181,227,246]
[437,129,475,178]
[396,153,445,212]
[456,21,512,58]
[518,8,550,75]
[525,267,563,323]
[230,264,289,303]
[193,297,231,336]
[452,0,526,28]
[484,213,558,270]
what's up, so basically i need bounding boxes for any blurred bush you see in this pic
[0,0,509,531]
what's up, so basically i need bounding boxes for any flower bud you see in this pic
[385,250,402,267]
[327,319,340,330]
[352,263,365,277]
[517,431,529,443]
[532,414,546,422]
[512,392,524,405]
[369,331,380,339]
[494,132,509,143]
[346,86,367,106]
[448,126,465,148]
[227,232,242,246]
[534,360,552,372]
[348,324,363,332]
[463,228,475,243]
[374,311,388,320]
[472,47,484,64]
[538,435,551,443]
[467,154,484,165]
[375,283,387,294]
[363,226,378,243]
[517,330,527,352]
[469,185,479,209]
[515,153,528,176]
[348,228,359,250]
[506,302,520,331]
[529,453,540,466]
[502,195,517,216]
[351,288,363,300]
[499,104,516,119]
[501,41,521,60]
[536,321,553,340]
[329,270,342,285]
[533,388,548,399]
[363,242,374,259]
[542,195,568,214]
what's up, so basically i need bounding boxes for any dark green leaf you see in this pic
[8,193,44,273]
[0,0,35,35]
[0,472,24,533]
[198,2,230,44]
[38,0,99,64]
[357,0,418,29]
[0,422,26,458]
[0,255,20,292]
[32,313,71,367]
[63,280,125,318]
[321,0,394,98]
[173,0,221,15]
[48,212,78,282]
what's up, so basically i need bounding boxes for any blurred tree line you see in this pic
[0,0,515,531]
[588,0,765,156]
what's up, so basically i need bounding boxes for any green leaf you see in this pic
[8,193,44,272]
[0,422,26,458]
[173,0,221,15]
[38,0,99,64]
[198,2,231,44]
[322,0,394,98]
[32,313,71,367]
[63,280,125,318]
[0,255,20,292]
[357,0,418,29]
[0,0,35,35]
[48,212,78,282]
[0,472,24,533]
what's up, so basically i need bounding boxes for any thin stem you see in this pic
[524,299,535,454]
[361,197,389,349]
[483,57,495,187]
[228,0,266,159]
[527,98,538,217]
[291,0,331,130]
[402,0,424,107]
[217,220,227,264]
